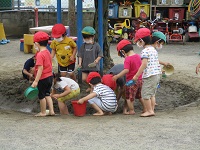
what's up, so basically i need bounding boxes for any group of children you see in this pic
[22,23,170,117]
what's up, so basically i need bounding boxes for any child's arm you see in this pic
[94,56,102,64]
[23,69,33,79]
[78,92,97,104]
[70,47,77,61]
[159,60,170,66]
[78,57,82,68]
[133,58,148,81]
[51,49,56,59]
[31,65,43,87]
[51,86,71,99]
[113,69,129,81]
[196,63,200,74]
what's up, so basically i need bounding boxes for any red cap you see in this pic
[86,72,101,83]
[102,74,117,90]
[134,28,151,42]
[34,31,49,42]
[117,39,132,51]
[51,24,66,38]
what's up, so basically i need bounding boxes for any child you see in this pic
[132,28,161,117]
[22,55,36,82]
[152,31,170,66]
[51,73,80,115]
[77,26,103,91]
[31,31,55,117]
[152,31,171,106]
[113,40,145,115]
[50,23,77,81]
[77,72,118,116]
[106,64,126,104]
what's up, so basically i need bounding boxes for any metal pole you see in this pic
[98,0,103,75]
[77,0,83,83]
[77,0,83,50]
[57,0,62,23]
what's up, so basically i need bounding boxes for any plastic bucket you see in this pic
[162,65,174,76]
[71,100,87,117]
[24,86,39,100]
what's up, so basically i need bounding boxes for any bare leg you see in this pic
[151,96,156,112]
[35,98,46,117]
[126,99,135,115]
[90,103,104,116]
[46,96,55,115]
[123,100,128,115]
[60,72,67,77]
[58,101,69,115]
[69,72,76,81]
[140,99,155,117]
[139,98,146,113]
[82,72,91,92]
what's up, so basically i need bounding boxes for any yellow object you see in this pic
[162,65,174,76]
[114,29,122,35]
[134,4,150,18]
[24,34,36,54]
[114,19,130,30]
[0,23,6,40]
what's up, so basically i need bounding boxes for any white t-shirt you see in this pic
[141,46,161,78]
[54,77,79,92]
[93,83,117,112]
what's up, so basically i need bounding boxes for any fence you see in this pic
[0,0,95,11]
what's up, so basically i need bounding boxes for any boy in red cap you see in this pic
[50,23,77,81]
[113,39,145,115]
[31,31,55,117]
[132,28,161,117]
[78,72,117,116]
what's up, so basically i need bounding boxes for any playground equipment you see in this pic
[0,23,10,45]
[185,21,199,41]
[188,0,200,20]
[107,19,134,42]
[166,20,185,44]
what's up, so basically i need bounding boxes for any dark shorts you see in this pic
[37,76,53,100]
[125,80,142,101]
[58,63,75,73]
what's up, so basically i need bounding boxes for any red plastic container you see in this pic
[71,100,87,117]
[169,8,185,21]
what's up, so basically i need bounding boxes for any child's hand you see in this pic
[70,55,75,61]
[78,99,84,104]
[51,94,60,99]
[132,75,138,81]
[126,80,135,86]
[112,75,118,81]
[31,81,38,88]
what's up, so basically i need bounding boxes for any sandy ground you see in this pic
[0,39,200,149]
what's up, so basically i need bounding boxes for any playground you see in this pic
[0,39,200,149]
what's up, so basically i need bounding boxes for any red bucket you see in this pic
[71,100,87,117]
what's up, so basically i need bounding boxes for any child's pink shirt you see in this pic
[124,54,142,81]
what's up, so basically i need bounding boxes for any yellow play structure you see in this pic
[0,23,6,40]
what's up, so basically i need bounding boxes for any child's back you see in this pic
[93,83,117,112]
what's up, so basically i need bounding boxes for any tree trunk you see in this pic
[68,0,76,36]
[94,0,114,73]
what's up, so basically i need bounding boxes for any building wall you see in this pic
[0,11,95,37]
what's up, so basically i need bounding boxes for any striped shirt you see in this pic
[93,83,117,112]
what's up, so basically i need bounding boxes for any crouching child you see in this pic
[78,72,118,116]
